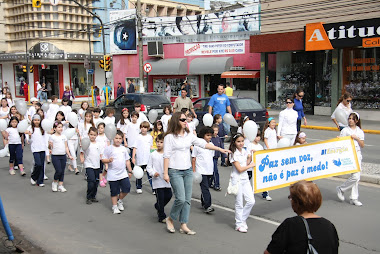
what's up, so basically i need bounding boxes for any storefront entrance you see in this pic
[205,74,225,96]
[39,65,59,98]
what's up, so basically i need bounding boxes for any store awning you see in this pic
[143,58,187,75]
[189,57,233,75]
[221,71,260,78]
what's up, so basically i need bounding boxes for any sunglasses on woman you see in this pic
[179,118,187,122]
[297,94,304,98]
[286,101,293,104]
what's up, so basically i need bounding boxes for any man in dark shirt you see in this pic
[127,79,135,93]
[183,80,191,97]
[116,83,125,98]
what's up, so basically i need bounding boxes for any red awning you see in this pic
[221,71,260,79]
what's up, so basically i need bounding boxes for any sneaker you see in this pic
[265,195,273,201]
[91,198,99,203]
[52,182,58,192]
[204,207,215,213]
[44,175,49,180]
[235,226,248,233]
[350,199,363,206]
[336,187,345,201]
[102,178,107,184]
[99,181,106,187]
[152,191,156,195]
[136,189,143,194]
[112,206,121,214]
[14,166,18,170]
[30,178,36,185]
[117,200,125,211]
[37,184,45,187]
[20,170,26,176]
[9,169,15,175]
[58,185,67,193]
[86,199,92,205]
[158,218,167,223]
[214,187,222,191]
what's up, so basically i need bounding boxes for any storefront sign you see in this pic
[363,37,380,48]
[253,136,360,193]
[184,41,245,56]
[305,18,380,51]
[29,42,64,60]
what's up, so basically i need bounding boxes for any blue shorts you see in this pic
[109,177,131,197]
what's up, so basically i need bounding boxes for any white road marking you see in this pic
[191,198,280,226]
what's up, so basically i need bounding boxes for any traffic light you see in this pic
[104,55,111,72]
[32,0,41,8]
[22,65,27,73]
[99,58,104,69]
[30,66,34,73]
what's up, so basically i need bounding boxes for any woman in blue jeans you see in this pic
[163,112,229,235]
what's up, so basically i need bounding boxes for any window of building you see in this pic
[70,63,93,97]
[152,76,199,97]
[45,13,50,20]
[14,65,28,97]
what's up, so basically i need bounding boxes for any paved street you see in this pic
[0,128,379,254]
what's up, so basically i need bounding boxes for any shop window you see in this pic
[125,77,148,93]
[14,65,28,97]
[152,76,199,98]
[343,48,380,110]
[70,63,93,97]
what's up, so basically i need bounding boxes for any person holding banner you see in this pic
[336,112,364,207]
[277,98,298,145]
[264,180,339,254]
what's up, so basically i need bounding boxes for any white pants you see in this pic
[235,179,255,228]
[339,156,361,200]
[282,134,297,146]
[67,139,78,169]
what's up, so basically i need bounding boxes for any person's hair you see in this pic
[239,114,249,127]
[286,97,294,103]
[65,85,70,90]
[1,98,8,107]
[130,111,139,118]
[128,79,133,83]
[81,101,89,110]
[53,121,63,130]
[105,108,115,116]
[337,92,353,106]
[35,102,42,108]
[51,95,58,101]
[84,111,95,128]
[228,133,244,154]
[31,116,44,135]
[199,126,213,139]
[72,109,78,114]
[163,105,172,114]
[97,122,105,129]
[88,126,98,135]
[8,106,17,116]
[156,133,164,142]
[211,124,219,131]
[55,111,65,121]
[186,112,194,118]
[226,82,230,87]
[348,112,361,129]
[166,81,170,85]
[62,97,69,103]
[181,86,187,92]
[134,102,141,108]
[8,116,19,127]
[293,87,304,99]
[256,129,261,138]
[92,107,101,113]
[36,108,44,120]
[118,82,121,86]
[217,84,225,89]
[180,108,188,114]
[116,130,124,138]
[289,180,322,215]
[152,120,162,134]
[6,92,12,100]
[165,112,189,136]
[293,131,304,145]
[262,117,276,139]
[213,114,222,124]
[140,121,150,129]
[120,110,129,125]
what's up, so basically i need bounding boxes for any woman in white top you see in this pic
[277,98,298,145]
[163,112,229,235]
[331,92,353,131]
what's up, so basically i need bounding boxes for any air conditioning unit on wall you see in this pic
[147,41,164,57]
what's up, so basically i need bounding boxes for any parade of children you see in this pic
[0,92,368,251]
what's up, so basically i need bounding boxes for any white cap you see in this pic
[30,97,38,102]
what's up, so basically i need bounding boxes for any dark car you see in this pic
[193,97,268,134]
[102,93,171,122]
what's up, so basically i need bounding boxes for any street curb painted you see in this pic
[334,173,380,185]
[301,125,380,135]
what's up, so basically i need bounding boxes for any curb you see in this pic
[334,173,380,185]
[301,125,380,135]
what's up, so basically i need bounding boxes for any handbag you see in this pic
[226,175,240,196]
[300,216,319,254]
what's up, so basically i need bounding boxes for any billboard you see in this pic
[110,10,137,55]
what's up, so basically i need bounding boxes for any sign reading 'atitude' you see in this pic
[305,18,380,51]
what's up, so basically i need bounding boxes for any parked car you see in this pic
[102,93,171,122]
[193,97,268,135]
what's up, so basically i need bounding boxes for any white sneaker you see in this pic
[117,200,125,211]
[336,187,345,201]
[44,175,49,180]
[112,206,121,214]
[350,199,362,206]
[38,184,45,187]
[265,195,273,201]
[136,189,143,194]
[9,169,15,175]
[52,182,58,192]
[58,185,67,193]
[30,178,36,185]
[235,226,248,233]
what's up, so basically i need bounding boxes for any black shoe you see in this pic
[210,184,214,189]
[204,207,215,213]
[214,187,222,191]
[91,198,99,203]
[86,199,92,205]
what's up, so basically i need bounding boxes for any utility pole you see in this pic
[25,40,29,85]
[136,0,144,92]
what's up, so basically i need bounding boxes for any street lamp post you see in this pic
[136,0,144,93]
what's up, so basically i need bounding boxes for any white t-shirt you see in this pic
[46,103,60,121]
[146,151,171,189]
[104,116,115,125]
[59,105,72,118]
[7,99,14,108]
[83,142,102,169]
[137,112,149,125]
[0,107,9,119]
[187,121,196,134]
[264,128,278,149]
[49,134,67,155]
[278,108,298,136]
[6,127,21,144]
[229,148,250,181]
[27,126,47,152]
[331,102,353,128]
[93,117,103,128]
[103,145,130,181]
[160,114,172,133]
[132,134,153,166]
[340,126,364,159]
[78,108,86,121]
[192,145,214,175]
[78,122,93,139]
[247,142,263,172]
[126,122,140,147]
[27,106,36,121]
[117,120,130,135]
[96,134,109,156]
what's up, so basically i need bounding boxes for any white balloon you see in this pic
[81,137,91,151]
[148,109,158,123]
[41,119,54,132]
[0,145,8,157]
[0,119,7,131]
[96,119,105,128]
[223,113,238,127]
[277,138,291,148]
[105,124,117,140]
[193,118,199,127]
[41,103,50,113]
[103,117,113,126]
[17,104,27,115]
[243,120,258,142]
[193,171,202,184]
[63,128,76,140]
[202,113,213,127]
[67,112,78,127]
[17,119,29,133]
[133,166,144,179]
[335,109,348,126]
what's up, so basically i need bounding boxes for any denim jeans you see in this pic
[210,158,220,188]
[86,168,100,200]
[52,155,66,182]
[32,151,45,185]
[222,121,230,135]
[9,144,23,165]
[168,168,193,224]
[200,175,213,209]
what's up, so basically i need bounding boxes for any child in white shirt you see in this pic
[132,121,153,194]
[92,107,102,127]
[146,134,172,223]
[160,106,172,133]
[97,122,110,187]
[186,112,197,135]
[104,108,116,125]
[263,117,277,149]
[46,95,60,121]
[59,98,72,119]
[116,108,130,146]
[126,111,140,149]
[192,127,215,213]
[102,130,133,214]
